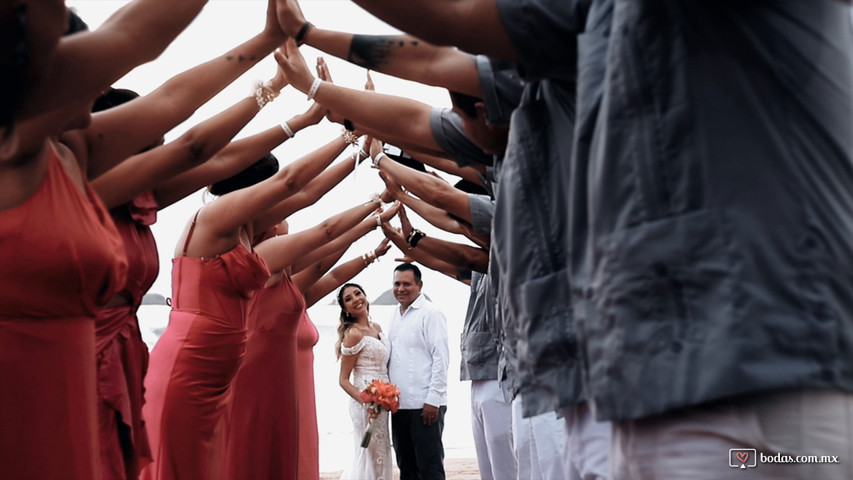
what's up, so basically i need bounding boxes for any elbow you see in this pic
[173,129,213,169]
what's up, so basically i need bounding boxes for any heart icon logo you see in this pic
[736,451,749,464]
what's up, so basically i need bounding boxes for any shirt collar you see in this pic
[399,293,426,314]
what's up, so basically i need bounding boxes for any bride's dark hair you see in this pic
[335,283,367,359]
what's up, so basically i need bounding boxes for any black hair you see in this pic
[454,178,489,196]
[335,283,368,359]
[66,9,89,36]
[92,88,140,113]
[209,153,279,196]
[449,90,482,119]
[394,262,422,283]
[1,3,29,136]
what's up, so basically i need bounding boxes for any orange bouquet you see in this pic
[359,379,400,448]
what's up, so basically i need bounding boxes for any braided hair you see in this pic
[335,283,367,359]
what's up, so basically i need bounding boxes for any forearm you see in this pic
[16,0,211,121]
[349,0,517,60]
[397,194,466,238]
[378,157,470,222]
[257,139,353,226]
[301,255,370,307]
[408,150,487,186]
[417,236,488,273]
[86,33,285,180]
[255,136,348,231]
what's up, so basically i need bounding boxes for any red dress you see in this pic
[296,310,321,480]
[96,192,159,480]
[141,215,269,480]
[0,145,127,480]
[222,273,305,479]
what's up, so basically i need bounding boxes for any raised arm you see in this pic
[277,0,517,60]
[255,200,398,273]
[274,6,482,97]
[92,70,292,209]
[381,221,469,284]
[78,1,287,179]
[298,239,392,307]
[396,205,487,273]
[152,98,326,210]
[17,0,214,121]
[274,40,446,157]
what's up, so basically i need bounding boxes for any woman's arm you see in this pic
[152,101,326,210]
[299,239,392,307]
[79,1,286,179]
[16,0,215,121]
[339,329,366,402]
[92,71,290,209]
[255,200,397,273]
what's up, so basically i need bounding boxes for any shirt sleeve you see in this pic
[424,307,450,407]
[468,193,495,235]
[494,0,590,81]
[475,55,524,126]
[430,108,494,167]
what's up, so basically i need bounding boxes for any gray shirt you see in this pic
[581,0,853,421]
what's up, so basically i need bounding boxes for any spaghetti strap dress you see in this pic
[141,213,269,480]
[222,272,305,480]
[96,192,159,480]
[296,310,322,480]
[0,145,127,480]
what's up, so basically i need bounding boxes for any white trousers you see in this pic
[560,402,611,480]
[611,388,853,480]
[512,395,569,480]
[470,380,516,480]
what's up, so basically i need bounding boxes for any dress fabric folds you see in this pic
[141,219,268,480]
[0,147,127,480]
[222,273,305,479]
[340,333,393,480]
[96,193,159,480]
[296,311,321,480]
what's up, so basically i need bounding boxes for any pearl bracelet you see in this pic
[307,78,322,101]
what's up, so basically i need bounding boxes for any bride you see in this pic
[336,283,394,480]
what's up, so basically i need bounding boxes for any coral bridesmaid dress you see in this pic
[0,146,127,480]
[222,272,304,479]
[95,192,159,480]
[296,310,322,480]
[141,213,269,480]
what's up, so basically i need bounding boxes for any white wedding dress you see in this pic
[340,332,393,480]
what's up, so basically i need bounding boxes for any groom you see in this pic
[387,263,449,480]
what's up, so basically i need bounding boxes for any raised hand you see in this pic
[265,0,287,40]
[378,171,404,200]
[365,70,375,92]
[374,238,392,259]
[275,0,308,38]
[274,38,315,92]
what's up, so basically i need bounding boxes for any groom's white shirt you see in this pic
[388,293,449,409]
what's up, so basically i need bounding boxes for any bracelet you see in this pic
[295,21,314,45]
[253,79,279,109]
[374,214,382,227]
[406,229,426,249]
[307,78,322,101]
[280,120,296,139]
[343,119,355,132]
[341,127,359,146]
[372,152,387,168]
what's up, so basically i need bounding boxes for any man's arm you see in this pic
[423,306,449,412]
[277,0,518,60]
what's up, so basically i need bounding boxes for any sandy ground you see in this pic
[320,457,481,480]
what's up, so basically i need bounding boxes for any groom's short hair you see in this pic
[394,262,422,283]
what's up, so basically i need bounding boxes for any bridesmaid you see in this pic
[141,122,355,479]
[223,180,396,480]
[0,1,215,478]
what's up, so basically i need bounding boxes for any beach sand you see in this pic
[320,457,481,480]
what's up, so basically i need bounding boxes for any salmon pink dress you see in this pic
[0,145,127,480]
[222,273,304,479]
[296,310,321,480]
[96,192,159,480]
[141,214,269,480]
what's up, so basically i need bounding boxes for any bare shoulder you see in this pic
[343,326,364,348]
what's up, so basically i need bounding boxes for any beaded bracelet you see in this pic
[280,120,296,139]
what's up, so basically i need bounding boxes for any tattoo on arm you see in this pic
[349,35,420,70]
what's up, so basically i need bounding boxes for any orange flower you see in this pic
[359,379,400,414]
